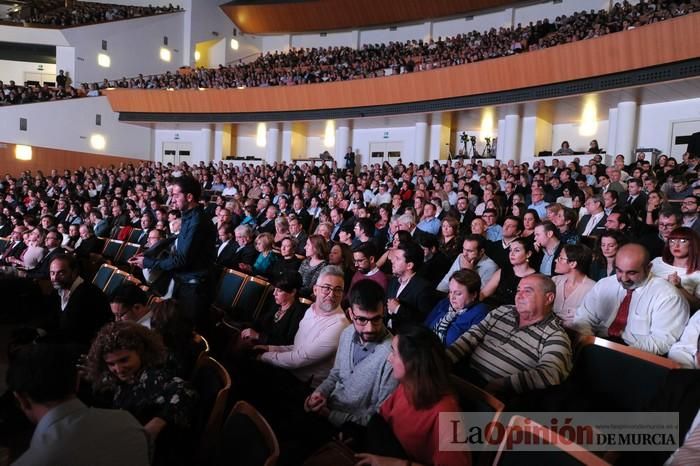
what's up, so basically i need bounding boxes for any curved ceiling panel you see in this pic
[221,0,520,34]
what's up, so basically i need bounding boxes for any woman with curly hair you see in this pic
[87,321,198,466]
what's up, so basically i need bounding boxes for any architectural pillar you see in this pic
[265,124,281,163]
[503,114,521,163]
[281,122,293,163]
[201,127,213,163]
[429,112,451,160]
[335,120,351,167]
[414,115,429,164]
[615,101,637,163]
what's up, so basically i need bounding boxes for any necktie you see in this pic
[608,289,634,338]
[670,419,700,465]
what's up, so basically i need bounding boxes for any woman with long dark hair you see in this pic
[356,326,471,466]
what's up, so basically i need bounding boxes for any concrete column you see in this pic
[503,114,521,162]
[615,101,637,163]
[201,127,213,163]
[429,112,451,160]
[414,115,429,164]
[496,118,506,160]
[281,122,293,163]
[265,124,281,163]
[335,120,351,167]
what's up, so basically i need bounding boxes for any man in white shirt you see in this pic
[574,243,689,355]
[257,265,349,389]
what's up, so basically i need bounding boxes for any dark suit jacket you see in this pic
[0,223,11,237]
[45,280,112,347]
[625,193,648,219]
[231,243,258,271]
[292,231,308,255]
[215,241,239,268]
[0,241,26,265]
[257,219,276,235]
[386,274,437,332]
[621,370,700,466]
[576,213,607,237]
[27,247,66,279]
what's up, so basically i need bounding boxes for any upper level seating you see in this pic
[105,0,699,90]
[1,1,182,28]
[1,1,698,107]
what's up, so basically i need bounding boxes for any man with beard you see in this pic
[299,280,397,456]
[350,242,388,292]
[44,254,111,347]
[573,243,688,355]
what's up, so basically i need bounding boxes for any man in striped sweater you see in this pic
[447,274,572,397]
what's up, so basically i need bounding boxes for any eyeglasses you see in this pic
[350,311,383,326]
[556,256,572,262]
[668,239,689,245]
[658,223,677,229]
[682,200,697,205]
[316,285,344,296]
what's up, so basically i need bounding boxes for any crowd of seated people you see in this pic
[2,1,181,27]
[0,145,699,464]
[2,0,699,106]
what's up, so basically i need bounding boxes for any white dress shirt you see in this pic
[582,211,605,236]
[668,311,700,368]
[573,275,689,355]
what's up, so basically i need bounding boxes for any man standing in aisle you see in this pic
[129,176,216,330]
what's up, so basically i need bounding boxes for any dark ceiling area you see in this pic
[221,0,521,34]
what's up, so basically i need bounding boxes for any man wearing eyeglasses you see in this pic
[301,280,397,453]
[257,265,349,390]
[638,209,681,259]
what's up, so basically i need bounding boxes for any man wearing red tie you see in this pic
[573,243,689,355]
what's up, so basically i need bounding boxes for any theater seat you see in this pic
[562,336,679,412]
[191,355,232,465]
[214,401,279,466]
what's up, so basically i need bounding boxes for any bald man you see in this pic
[573,243,689,355]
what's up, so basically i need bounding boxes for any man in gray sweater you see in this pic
[305,278,398,427]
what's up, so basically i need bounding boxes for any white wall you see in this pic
[352,126,417,166]
[62,13,185,83]
[551,120,609,153]
[0,96,151,159]
[514,0,610,26]
[262,35,291,54]
[359,22,430,47]
[0,60,56,84]
[0,25,69,46]
[637,97,700,155]
[433,9,512,37]
[291,31,357,49]
[236,136,266,158]
[154,128,208,164]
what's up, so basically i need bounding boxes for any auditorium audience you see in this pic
[0,139,699,464]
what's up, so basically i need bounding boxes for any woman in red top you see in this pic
[356,326,471,466]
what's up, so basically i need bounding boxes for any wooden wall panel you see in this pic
[0,143,148,177]
[222,0,518,34]
[105,13,700,116]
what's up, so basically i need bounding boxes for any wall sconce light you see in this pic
[15,144,32,161]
